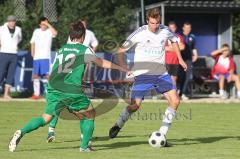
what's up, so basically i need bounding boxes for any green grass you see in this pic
[0,101,240,159]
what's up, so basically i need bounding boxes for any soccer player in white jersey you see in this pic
[30,17,58,99]
[109,8,187,146]
[46,19,98,142]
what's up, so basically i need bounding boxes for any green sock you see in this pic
[80,119,94,149]
[20,117,46,135]
[49,115,58,129]
[80,120,85,135]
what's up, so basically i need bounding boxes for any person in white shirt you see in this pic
[67,19,98,51]
[30,17,57,99]
[0,15,22,99]
[108,8,187,146]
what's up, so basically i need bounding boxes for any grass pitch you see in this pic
[0,101,239,159]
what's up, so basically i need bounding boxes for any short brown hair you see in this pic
[183,21,191,26]
[146,8,161,21]
[222,43,230,48]
[69,21,86,41]
[168,21,176,26]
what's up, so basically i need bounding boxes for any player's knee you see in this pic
[42,114,53,124]
[219,75,225,80]
[75,108,96,120]
[32,75,40,79]
[127,104,140,113]
[170,96,180,108]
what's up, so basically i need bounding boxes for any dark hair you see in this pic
[183,21,191,26]
[39,17,48,24]
[146,8,161,21]
[69,21,86,41]
[222,43,230,48]
[168,21,176,26]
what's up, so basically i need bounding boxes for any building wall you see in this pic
[165,13,219,56]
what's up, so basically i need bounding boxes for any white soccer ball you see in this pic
[148,131,166,148]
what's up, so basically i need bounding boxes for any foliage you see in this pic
[0,0,240,54]
[0,0,136,52]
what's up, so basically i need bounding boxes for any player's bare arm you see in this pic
[42,20,58,37]
[172,42,187,71]
[211,48,225,56]
[93,57,131,75]
[166,41,185,52]
[192,49,198,62]
[31,43,35,57]
[116,47,128,70]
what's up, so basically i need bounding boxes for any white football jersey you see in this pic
[122,25,178,75]
[30,28,55,60]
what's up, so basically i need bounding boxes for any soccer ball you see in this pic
[148,131,166,148]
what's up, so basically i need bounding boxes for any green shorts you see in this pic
[45,89,91,116]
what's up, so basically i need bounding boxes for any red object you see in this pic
[165,34,185,64]
[29,95,41,100]
[211,54,235,76]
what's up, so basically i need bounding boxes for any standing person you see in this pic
[211,44,240,99]
[30,17,58,99]
[9,21,131,152]
[165,21,185,85]
[179,22,198,100]
[67,19,98,51]
[108,8,187,145]
[47,19,98,142]
[0,15,22,99]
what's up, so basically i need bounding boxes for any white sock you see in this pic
[219,89,224,96]
[237,91,240,97]
[41,79,48,94]
[33,79,40,96]
[159,107,176,135]
[116,107,132,128]
[49,127,55,133]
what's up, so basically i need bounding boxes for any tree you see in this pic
[0,0,136,52]
[233,0,240,54]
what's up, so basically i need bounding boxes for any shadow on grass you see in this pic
[18,135,240,152]
[60,135,136,143]
[95,141,147,150]
[170,136,240,145]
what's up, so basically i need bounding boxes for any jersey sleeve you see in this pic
[229,56,235,71]
[166,29,179,43]
[47,29,56,38]
[67,36,72,43]
[18,27,22,43]
[90,32,98,48]
[178,34,185,45]
[0,26,2,41]
[121,26,145,51]
[30,30,37,44]
[84,47,97,63]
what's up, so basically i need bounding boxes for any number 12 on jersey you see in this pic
[57,54,76,73]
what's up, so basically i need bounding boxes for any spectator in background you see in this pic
[165,21,185,85]
[211,44,240,99]
[30,17,57,99]
[0,15,22,99]
[67,19,98,51]
[179,22,198,100]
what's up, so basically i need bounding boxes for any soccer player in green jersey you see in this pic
[9,21,131,152]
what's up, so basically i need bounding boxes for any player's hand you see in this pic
[179,59,187,71]
[192,55,198,63]
[126,71,134,77]
[41,20,50,27]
